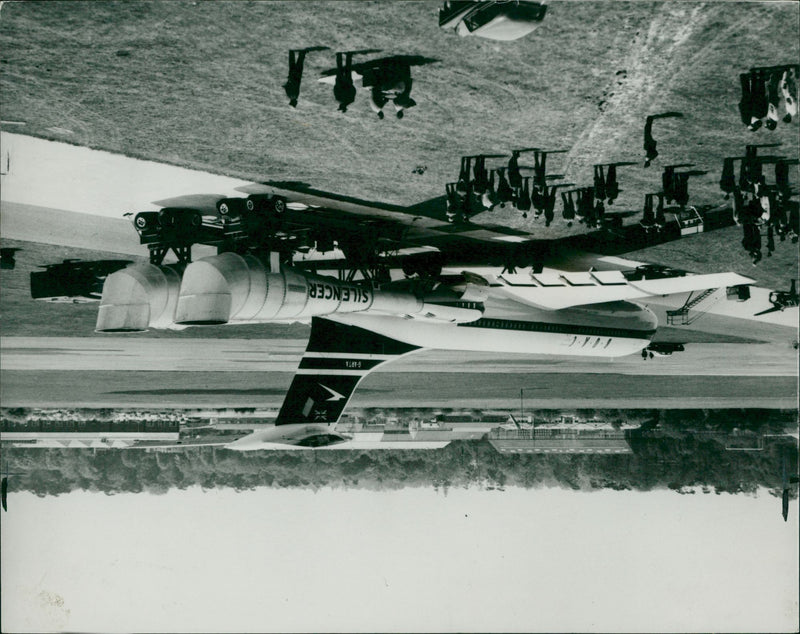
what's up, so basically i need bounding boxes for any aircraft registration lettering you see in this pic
[308,283,371,303]
[345,360,362,368]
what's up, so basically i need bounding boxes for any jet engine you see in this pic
[225,424,352,450]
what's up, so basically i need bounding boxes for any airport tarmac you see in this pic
[1,336,796,409]
[1,368,795,409]
[0,336,796,376]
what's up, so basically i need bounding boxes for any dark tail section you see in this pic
[274,317,419,427]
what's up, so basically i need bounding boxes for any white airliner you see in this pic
[95,252,754,449]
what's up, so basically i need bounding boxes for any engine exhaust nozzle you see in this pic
[95,263,184,332]
[174,252,267,325]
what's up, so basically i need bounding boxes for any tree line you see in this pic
[3,431,796,498]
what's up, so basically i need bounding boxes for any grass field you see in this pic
[1,1,798,214]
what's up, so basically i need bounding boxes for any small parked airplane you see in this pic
[755,279,799,316]
[439,1,548,41]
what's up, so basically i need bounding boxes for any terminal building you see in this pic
[488,428,632,454]
[1,418,180,449]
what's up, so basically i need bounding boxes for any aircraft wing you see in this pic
[234,183,538,249]
[495,271,756,311]
[151,194,229,213]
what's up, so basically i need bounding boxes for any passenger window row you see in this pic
[469,318,633,339]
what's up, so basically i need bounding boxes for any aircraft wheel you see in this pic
[272,197,287,214]
[158,209,177,227]
[515,253,530,270]
[422,254,443,278]
[186,211,202,228]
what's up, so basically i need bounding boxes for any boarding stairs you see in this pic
[665,288,718,325]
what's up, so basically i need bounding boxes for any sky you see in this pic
[1,485,797,633]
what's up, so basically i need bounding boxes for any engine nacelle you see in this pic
[95,263,184,332]
[224,424,351,450]
[96,253,483,331]
[173,253,482,325]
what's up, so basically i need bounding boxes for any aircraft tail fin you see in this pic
[274,317,419,427]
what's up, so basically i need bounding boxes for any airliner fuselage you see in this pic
[328,297,656,358]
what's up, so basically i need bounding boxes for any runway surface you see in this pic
[1,337,796,409]
[1,368,795,409]
[1,336,796,376]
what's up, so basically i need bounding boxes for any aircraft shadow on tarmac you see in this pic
[107,388,290,396]
[106,386,395,396]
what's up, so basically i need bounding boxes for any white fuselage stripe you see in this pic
[295,369,370,376]
[302,352,396,360]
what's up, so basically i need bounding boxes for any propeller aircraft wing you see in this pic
[151,194,231,213]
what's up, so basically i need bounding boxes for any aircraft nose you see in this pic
[641,303,659,332]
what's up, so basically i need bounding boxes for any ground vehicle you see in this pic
[439,1,547,41]
[625,264,688,282]
[670,205,705,236]
[646,342,686,356]
[755,280,799,315]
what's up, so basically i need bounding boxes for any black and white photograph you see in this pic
[0,1,798,632]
